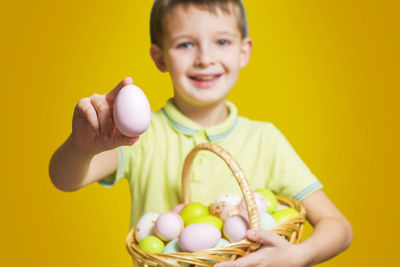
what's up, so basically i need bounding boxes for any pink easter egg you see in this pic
[223,215,249,242]
[154,212,184,242]
[179,223,221,252]
[238,192,267,220]
[113,84,151,137]
[172,203,187,214]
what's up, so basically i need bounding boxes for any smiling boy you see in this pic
[49,0,352,266]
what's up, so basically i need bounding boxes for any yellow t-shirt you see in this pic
[99,99,322,227]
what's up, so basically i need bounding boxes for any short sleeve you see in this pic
[267,124,323,201]
[98,146,130,187]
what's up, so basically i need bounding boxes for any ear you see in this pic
[150,44,167,72]
[239,37,253,68]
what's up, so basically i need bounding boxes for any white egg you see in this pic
[135,212,159,242]
[113,84,151,137]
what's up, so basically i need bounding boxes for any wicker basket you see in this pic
[126,143,306,266]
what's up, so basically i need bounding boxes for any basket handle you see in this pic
[181,143,260,230]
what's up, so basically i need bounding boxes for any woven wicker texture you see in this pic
[126,143,306,266]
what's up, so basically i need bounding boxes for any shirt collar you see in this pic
[161,98,238,142]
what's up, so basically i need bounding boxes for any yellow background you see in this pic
[1,0,398,266]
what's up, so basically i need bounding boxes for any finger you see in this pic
[90,93,113,138]
[247,229,288,247]
[114,129,140,147]
[75,98,100,134]
[215,254,262,267]
[106,76,133,103]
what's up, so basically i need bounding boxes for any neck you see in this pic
[172,98,229,128]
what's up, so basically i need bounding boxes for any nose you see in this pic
[194,44,215,68]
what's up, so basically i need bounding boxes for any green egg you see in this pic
[186,215,223,232]
[272,208,299,224]
[255,188,278,214]
[179,202,209,226]
[138,236,165,253]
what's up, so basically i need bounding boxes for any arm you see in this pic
[49,77,139,192]
[49,136,120,192]
[297,190,353,265]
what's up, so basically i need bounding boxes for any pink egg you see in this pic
[154,212,184,241]
[172,203,187,214]
[210,201,239,221]
[223,215,249,242]
[113,84,151,137]
[238,192,267,220]
[179,224,221,252]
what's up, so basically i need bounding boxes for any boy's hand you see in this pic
[214,230,308,267]
[70,77,139,155]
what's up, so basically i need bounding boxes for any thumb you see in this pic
[246,229,288,247]
[106,77,133,103]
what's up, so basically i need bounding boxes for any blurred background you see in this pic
[1,0,398,266]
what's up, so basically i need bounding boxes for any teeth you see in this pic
[193,76,216,81]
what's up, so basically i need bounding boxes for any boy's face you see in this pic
[151,5,252,108]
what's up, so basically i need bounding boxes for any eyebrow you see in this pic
[169,31,238,43]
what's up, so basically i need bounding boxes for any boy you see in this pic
[49,0,352,266]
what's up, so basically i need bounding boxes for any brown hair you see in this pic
[150,0,248,49]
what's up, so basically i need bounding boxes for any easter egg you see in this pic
[163,239,183,253]
[215,238,230,248]
[113,84,151,137]
[259,212,277,230]
[276,204,289,211]
[255,188,278,214]
[172,203,187,213]
[135,212,159,242]
[223,215,249,242]
[179,202,209,225]
[215,194,242,206]
[210,201,239,221]
[238,192,267,220]
[138,236,165,253]
[272,208,299,224]
[179,223,221,252]
[186,215,223,232]
[154,212,184,241]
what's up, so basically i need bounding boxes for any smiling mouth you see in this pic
[189,74,222,81]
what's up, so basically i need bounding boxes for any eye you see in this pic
[217,39,230,46]
[177,42,193,49]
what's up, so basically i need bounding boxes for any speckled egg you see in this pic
[154,212,184,242]
[135,212,159,242]
[223,215,249,243]
[215,194,242,206]
[179,223,221,252]
[238,192,267,220]
[210,201,240,221]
